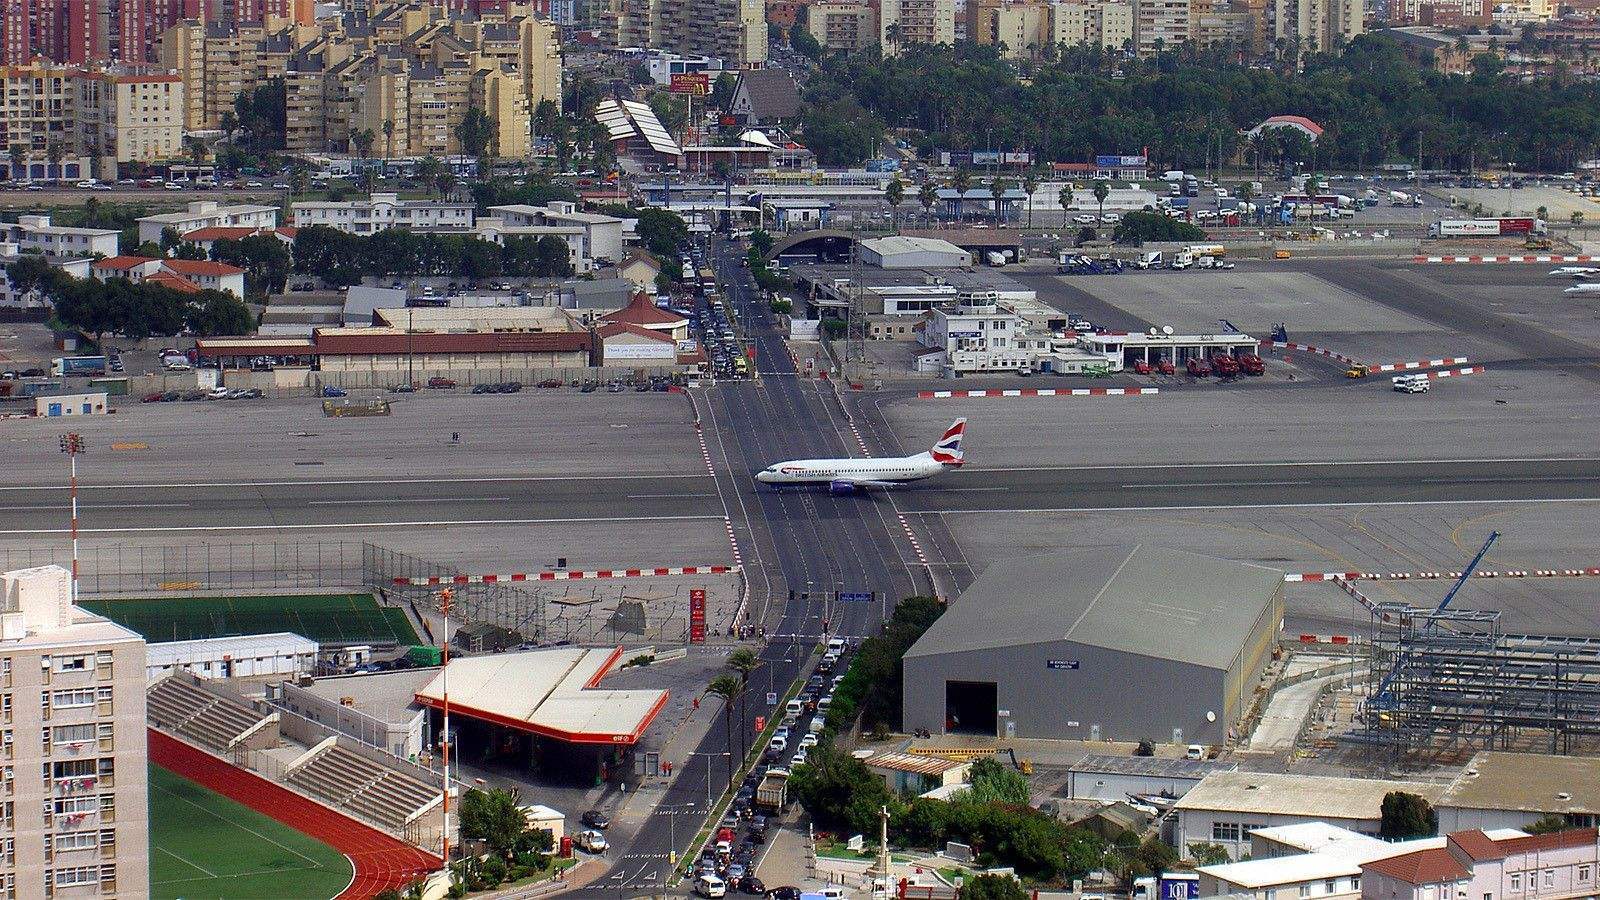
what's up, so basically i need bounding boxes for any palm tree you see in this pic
[7,143,25,183]
[352,129,375,160]
[918,180,938,225]
[416,156,444,198]
[990,177,1012,227]
[382,118,395,160]
[885,176,905,233]
[46,139,66,182]
[1058,183,1074,225]
[1021,171,1040,229]
[706,675,742,792]
[1092,179,1110,226]
[951,167,971,221]
[726,648,761,752]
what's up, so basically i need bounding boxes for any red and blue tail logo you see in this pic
[930,419,966,466]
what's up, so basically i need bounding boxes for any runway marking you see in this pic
[925,497,1600,514]
[1119,480,1313,488]
[625,493,719,499]
[0,502,191,511]
[929,487,1013,492]
[306,497,509,505]
[972,457,1600,473]
[0,514,727,535]
[0,473,710,492]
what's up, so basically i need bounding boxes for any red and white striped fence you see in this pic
[1258,340,1361,366]
[391,565,739,586]
[1415,255,1596,264]
[1417,366,1485,380]
[918,387,1159,399]
[1374,357,1468,373]
[1285,567,1600,583]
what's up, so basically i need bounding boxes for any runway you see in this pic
[7,459,1597,535]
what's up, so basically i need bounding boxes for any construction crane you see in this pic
[1371,530,1499,706]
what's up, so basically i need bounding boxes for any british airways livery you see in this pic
[755,419,967,494]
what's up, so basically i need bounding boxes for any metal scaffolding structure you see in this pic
[1364,600,1600,759]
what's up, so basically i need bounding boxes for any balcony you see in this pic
[52,776,105,797]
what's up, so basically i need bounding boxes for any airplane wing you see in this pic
[831,478,901,490]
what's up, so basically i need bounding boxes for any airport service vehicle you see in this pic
[1345,364,1371,379]
[1170,251,1194,270]
[1238,354,1265,376]
[1156,359,1175,375]
[1186,357,1211,377]
[1550,266,1600,279]
[1211,354,1239,376]
[1133,360,1152,375]
[756,419,965,493]
[985,250,1007,267]
[50,356,107,377]
[1135,251,1163,269]
[1186,244,1226,258]
[1393,374,1430,393]
[1428,217,1543,238]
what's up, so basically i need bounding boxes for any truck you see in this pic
[755,768,789,811]
[1136,250,1164,269]
[50,356,107,377]
[1428,217,1544,238]
[1170,250,1195,270]
[985,250,1007,267]
[1186,244,1226,258]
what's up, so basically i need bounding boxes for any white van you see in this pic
[827,638,847,655]
[785,699,804,717]
[1393,374,1430,393]
[695,874,727,898]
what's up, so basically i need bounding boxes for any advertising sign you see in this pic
[1097,154,1148,167]
[689,588,707,643]
[670,72,710,95]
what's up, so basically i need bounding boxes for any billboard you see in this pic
[670,72,709,95]
[689,588,707,643]
[1097,154,1148,168]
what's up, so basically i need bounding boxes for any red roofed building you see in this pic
[197,326,596,375]
[599,292,689,341]
[1362,829,1600,900]
[178,226,297,254]
[91,255,245,297]
[1246,115,1325,143]
[596,320,677,365]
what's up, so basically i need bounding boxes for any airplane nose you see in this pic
[755,471,774,483]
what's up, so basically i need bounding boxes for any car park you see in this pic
[206,386,229,400]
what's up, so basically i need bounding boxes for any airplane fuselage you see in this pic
[756,452,946,485]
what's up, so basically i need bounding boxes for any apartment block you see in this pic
[291,192,476,233]
[0,0,100,67]
[0,65,183,178]
[987,0,1053,58]
[1088,0,1135,48]
[0,216,120,257]
[881,0,958,53]
[0,564,149,900]
[1272,0,1362,51]
[1134,0,1191,53]
[84,73,185,164]
[658,0,768,68]
[136,200,278,244]
[804,1,879,51]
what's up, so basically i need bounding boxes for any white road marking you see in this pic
[305,496,509,505]
[972,456,1600,473]
[0,514,728,535]
[626,493,719,499]
[0,473,710,492]
[0,502,191,511]
[928,497,1600,514]
[1119,480,1313,489]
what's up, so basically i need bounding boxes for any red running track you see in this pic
[149,729,441,899]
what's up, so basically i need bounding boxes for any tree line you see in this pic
[799,37,1600,172]
[3,255,253,345]
[289,225,574,287]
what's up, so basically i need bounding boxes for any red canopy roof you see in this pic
[599,292,686,328]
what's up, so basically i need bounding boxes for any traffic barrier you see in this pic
[917,387,1159,399]
[1258,340,1361,366]
[390,565,739,586]
[1297,633,1359,645]
[1414,255,1597,264]
[1285,566,1600,582]
[1421,366,1485,379]
[1373,357,1467,372]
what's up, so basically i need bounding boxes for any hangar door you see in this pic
[945,680,998,735]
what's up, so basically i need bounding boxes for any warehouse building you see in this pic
[902,545,1283,745]
[859,235,972,268]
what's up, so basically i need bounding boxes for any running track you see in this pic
[149,729,441,899]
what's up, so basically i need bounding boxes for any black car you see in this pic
[580,809,610,830]
[501,381,522,393]
[471,383,496,394]
[739,875,765,894]
[768,888,802,900]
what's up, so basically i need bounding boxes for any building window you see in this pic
[1578,866,1592,883]
[1510,873,1522,891]
[53,656,88,673]
[1324,880,1336,894]
[52,724,93,745]
[1542,870,1554,888]
[1298,886,1310,899]
[51,688,97,709]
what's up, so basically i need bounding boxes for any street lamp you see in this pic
[656,801,697,868]
[690,751,731,807]
[57,433,84,604]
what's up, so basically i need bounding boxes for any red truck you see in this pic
[1186,357,1211,377]
[1212,354,1240,377]
[1238,353,1265,376]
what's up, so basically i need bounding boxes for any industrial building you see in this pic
[146,632,319,681]
[902,545,1283,745]
[859,236,973,269]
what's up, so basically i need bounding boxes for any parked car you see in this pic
[536,378,563,389]
[580,809,611,830]
[426,377,456,389]
[206,386,229,400]
[471,383,495,394]
[321,385,347,397]
[575,830,608,853]
[390,382,416,393]
[141,392,164,403]
[181,390,207,401]
[500,381,522,393]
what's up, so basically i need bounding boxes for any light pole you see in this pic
[57,434,84,604]
[657,801,697,868]
[436,587,455,885]
[690,751,730,807]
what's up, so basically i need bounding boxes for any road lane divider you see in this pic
[918,387,1159,399]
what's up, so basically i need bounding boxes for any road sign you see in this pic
[766,691,778,705]
[670,72,709,95]
[1046,659,1080,670]
[839,591,873,603]
[689,588,707,643]
[754,716,765,733]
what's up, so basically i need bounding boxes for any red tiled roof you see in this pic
[194,338,316,356]
[163,259,244,277]
[1363,848,1469,885]
[310,330,592,356]
[1259,114,1325,137]
[598,321,674,343]
[182,226,299,242]
[92,255,156,271]
[599,292,686,327]
[143,271,202,294]
[1451,828,1597,861]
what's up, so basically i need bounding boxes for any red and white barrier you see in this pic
[1419,366,1484,379]
[1374,357,1467,372]
[1297,633,1360,645]
[1414,255,1596,264]
[918,387,1159,399]
[1258,340,1361,366]
[392,565,740,586]
[1286,567,1600,583]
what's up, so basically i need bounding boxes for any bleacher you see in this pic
[147,675,269,752]
[286,743,439,831]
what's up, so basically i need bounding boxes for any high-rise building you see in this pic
[804,1,879,52]
[0,63,184,175]
[880,0,957,53]
[1134,0,1190,53]
[1,0,101,66]
[1271,0,1361,51]
[0,564,149,900]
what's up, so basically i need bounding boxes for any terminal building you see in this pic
[902,545,1283,746]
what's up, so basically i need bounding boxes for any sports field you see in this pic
[149,764,354,900]
[83,592,420,644]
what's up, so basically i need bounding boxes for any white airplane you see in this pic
[1563,283,1600,294]
[756,419,966,493]
[1549,266,1600,279]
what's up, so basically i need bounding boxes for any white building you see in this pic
[0,215,119,258]
[1174,771,1447,861]
[861,235,973,269]
[486,202,625,266]
[146,633,319,681]
[90,256,247,299]
[919,290,1029,373]
[35,393,109,416]
[137,201,279,245]
[1436,752,1600,833]
[290,193,476,235]
[0,244,92,308]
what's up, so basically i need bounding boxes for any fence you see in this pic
[0,541,369,598]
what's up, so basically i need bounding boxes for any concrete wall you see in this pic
[903,638,1228,744]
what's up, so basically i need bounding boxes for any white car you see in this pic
[576,829,608,853]
[205,386,229,400]
[790,750,808,767]
[1100,213,1121,223]
[799,733,818,749]
[74,180,95,189]
[1073,214,1097,224]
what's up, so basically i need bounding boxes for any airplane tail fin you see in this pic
[929,418,966,466]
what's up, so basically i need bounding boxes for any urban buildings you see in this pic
[0,564,150,900]
[291,193,478,234]
[136,200,279,244]
[0,216,120,258]
[804,2,880,52]
[1270,0,1363,52]
[597,0,767,67]
[0,65,184,178]
[880,0,958,52]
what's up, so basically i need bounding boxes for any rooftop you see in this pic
[864,751,971,777]
[1362,848,1467,885]
[905,546,1283,670]
[300,668,436,725]
[1175,771,1446,820]
[599,292,687,327]
[1441,751,1600,816]
[371,306,579,332]
[413,647,668,744]
[1068,753,1237,779]
[1201,827,1528,890]
[148,632,317,665]
[861,235,970,257]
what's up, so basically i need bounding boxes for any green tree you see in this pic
[788,742,895,833]
[1058,183,1075,223]
[186,289,254,336]
[416,156,444,198]
[1021,171,1040,228]
[749,229,775,258]
[456,106,497,162]
[459,788,529,860]
[352,129,375,159]
[382,118,395,159]
[1380,791,1438,840]
[967,757,1029,805]
[210,234,291,296]
[918,180,939,224]
[1187,842,1230,865]
[7,143,25,181]
[1524,814,1570,835]
[707,675,741,792]
[1092,179,1110,225]
[964,873,1027,900]
[220,110,239,138]
[885,176,905,231]
[709,73,738,111]
[1114,210,1205,244]
[791,27,823,60]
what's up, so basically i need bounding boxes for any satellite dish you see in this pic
[1206,710,1217,723]
[1148,327,1158,335]
[1162,325,1174,335]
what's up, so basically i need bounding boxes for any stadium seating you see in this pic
[147,675,270,752]
[286,743,438,831]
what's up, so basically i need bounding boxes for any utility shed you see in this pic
[902,545,1283,745]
